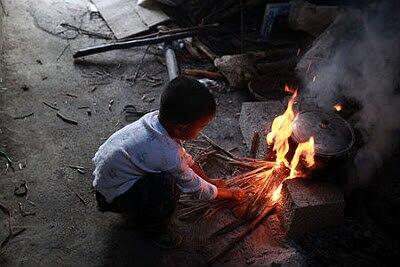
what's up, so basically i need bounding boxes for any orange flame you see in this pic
[284,84,296,94]
[271,184,282,202]
[334,104,342,112]
[265,90,315,203]
[289,137,315,178]
[267,90,297,167]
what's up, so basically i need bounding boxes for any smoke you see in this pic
[301,2,400,185]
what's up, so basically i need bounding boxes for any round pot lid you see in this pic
[292,110,355,157]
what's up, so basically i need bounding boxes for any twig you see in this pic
[75,193,87,206]
[43,101,59,111]
[13,112,34,120]
[249,132,260,158]
[56,43,71,62]
[68,165,85,170]
[0,149,14,170]
[64,93,78,98]
[130,46,150,83]
[193,39,217,61]
[57,112,78,125]
[60,23,113,40]
[200,133,235,158]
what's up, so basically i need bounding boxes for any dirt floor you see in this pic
[0,0,271,266]
[1,1,400,267]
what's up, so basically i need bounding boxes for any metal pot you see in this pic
[290,110,355,177]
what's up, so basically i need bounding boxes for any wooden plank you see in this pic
[136,2,170,27]
[93,0,147,39]
[93,0,170,39]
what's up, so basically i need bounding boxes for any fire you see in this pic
[271,184,282,202]
[289,137,315,178]
[265,90,315,203]
[267,90,297,166]
[334,103,342,112]
[284,84,296,94]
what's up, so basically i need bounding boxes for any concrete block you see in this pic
[239,101,284,159]
[277,178,345,239]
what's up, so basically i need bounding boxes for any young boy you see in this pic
[93,76,244,248]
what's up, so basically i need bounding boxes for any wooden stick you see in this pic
[207,204,276,264]
[57,112,78,125]
[200,133,235,158]
[183,69,224,80]
[43,101,59,111]
[13,112,34,120]
[249,131,260,158]
[193,39,217,61]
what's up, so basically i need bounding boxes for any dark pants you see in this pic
[96,172,181,232]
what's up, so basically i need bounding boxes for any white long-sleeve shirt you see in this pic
[92,111,217,203]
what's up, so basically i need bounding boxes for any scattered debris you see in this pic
[68,165,85,170]
[14,182,28,197]
[13,181,36,206]
[43,101,59,111]
[18,202,36,217]
[123,105,147,117]
[108,99,114,111]
[13,112,34,120]
[89,86,97,93]
[64,93,78,98]
[0,149,14,171]
[56,112,78,125]
[75,192,87,206]
[141,94,155,103]
[36,59,43,65]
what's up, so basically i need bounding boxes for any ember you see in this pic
[334,103,342,112]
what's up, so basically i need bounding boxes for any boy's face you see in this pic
[174,115,213,140]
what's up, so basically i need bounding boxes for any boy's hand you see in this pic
[210,178,225,187]
[230,188,245,201]
[215,188,245,201]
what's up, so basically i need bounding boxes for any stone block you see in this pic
[239,101,284,159]
[277,178,345,239]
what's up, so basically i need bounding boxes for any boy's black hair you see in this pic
[159,76,216,125]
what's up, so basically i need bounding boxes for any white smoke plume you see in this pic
[300,2,400,185]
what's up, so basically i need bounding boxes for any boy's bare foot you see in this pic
[150,232,183,250]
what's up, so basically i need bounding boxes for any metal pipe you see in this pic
[163,42,180,81]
